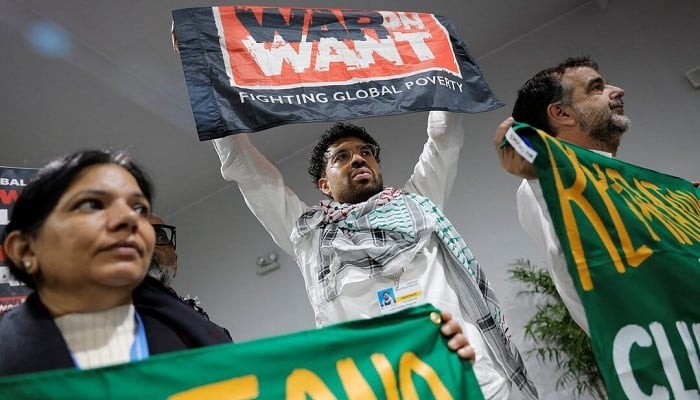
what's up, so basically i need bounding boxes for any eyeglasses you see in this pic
[324,143,379,168]
[152,224,176,250]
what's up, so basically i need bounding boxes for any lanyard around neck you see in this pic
[129,310,149,362]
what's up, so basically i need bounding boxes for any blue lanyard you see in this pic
[70,310,150,369]
[130,310,150,362]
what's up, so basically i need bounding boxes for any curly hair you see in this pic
[307,122,381,187]
[512,55,599,134]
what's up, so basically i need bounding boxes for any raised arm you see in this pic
[403,111,465,209]
[516,180,590,334]
[213,134,308,256]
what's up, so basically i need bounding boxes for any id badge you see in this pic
[376,279,424,314]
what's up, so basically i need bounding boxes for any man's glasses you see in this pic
[152,224,176,250]
[325,143,379,168]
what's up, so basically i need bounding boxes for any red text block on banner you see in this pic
[215,6,461,89]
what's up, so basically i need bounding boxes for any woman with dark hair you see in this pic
[0,150,231,377]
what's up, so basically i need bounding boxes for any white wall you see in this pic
[170,0,699,398]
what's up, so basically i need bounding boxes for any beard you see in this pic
[148,255,176,287]
[344,176,384,204]
[576,103,630,145]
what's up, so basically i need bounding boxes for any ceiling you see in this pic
[0,0,598,215]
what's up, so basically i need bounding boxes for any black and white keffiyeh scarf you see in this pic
[292,187,537,399]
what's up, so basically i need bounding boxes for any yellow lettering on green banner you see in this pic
[666,190,700,216]
[606,169,661,242]
[636,180,700,244]
[371,353,400,400]
[337,358,378,399]
[286,369,337,399]
[168,374,259,399]
[543,136,626,290]
[399,352,453,399]
[584,164,652,268]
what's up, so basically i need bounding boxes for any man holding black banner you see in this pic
[213,111,537,399]
[494,56,629,335]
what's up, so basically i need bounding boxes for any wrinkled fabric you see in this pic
[293,187,538,399]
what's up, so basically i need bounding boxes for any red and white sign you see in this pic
[214,6,461,88]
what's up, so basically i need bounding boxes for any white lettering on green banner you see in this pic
[518,124,700,399]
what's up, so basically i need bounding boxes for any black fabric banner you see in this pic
[172,6,503,140]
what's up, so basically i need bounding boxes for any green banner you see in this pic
[0,304,483,400]
[515,123,700,399]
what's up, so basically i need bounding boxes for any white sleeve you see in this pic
[516,179,590,335]
[403,111,465,209]
[212,134,308,256]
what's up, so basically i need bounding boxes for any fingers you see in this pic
[494,117,537,180]
[446,330,475,361]
[439,311,476,362]
[440,311,457,336]
[441,310,453,322]
[457,344,476,361]
[501,146,537,179]
[493,117,514,149]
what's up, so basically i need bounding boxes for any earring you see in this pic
[22,260,32,272]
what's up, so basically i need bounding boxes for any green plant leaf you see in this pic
[508,259,606,399]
